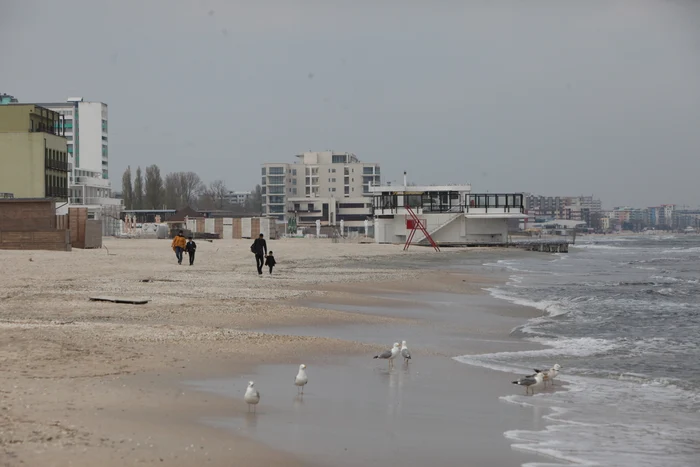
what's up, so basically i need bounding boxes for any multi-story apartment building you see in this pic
[262,151,380,231]
[224,191,251,206]
[647,204,675,227]
[0,104,69,200]
[34,98,120,232]
[525,194,602,225]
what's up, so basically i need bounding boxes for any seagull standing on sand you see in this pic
[295,364,308,394]
[244,381,260,412]
[401,340,412,364]
[534,364,562,387]
[374,342,400,368]
[512,372,545,395]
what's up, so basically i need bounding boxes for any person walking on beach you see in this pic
[185,236,197,266]
[265,251,276,275]
[171,230,187,265]
[250,233,267,275]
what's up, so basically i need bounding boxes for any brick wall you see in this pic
[0,200,56,231]
[0,229,71,251]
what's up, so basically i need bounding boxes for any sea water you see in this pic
[456,234,700,467]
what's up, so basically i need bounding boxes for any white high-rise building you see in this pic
[36,97,121,232]
[262,151,380,231]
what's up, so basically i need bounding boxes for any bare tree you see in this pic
[133,167,144,210]
[144,164,165,209]
[121,166,133,210]
[209,180,229,209]
[178,172,204,207]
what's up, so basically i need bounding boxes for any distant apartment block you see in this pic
[647,204,675,227]
[524,194,602,225]
[0,104,69,200]
[225,191,251,206]
[262,151,380,230]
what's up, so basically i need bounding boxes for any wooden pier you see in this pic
[510,240,569,253]
[418,239,571,253]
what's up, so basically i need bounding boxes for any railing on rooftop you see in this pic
[372,192,524,215]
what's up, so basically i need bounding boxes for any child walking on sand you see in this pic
[185,236,197,266]
[265,251,276,275]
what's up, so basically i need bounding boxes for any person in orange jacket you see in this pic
[171,230,187,265]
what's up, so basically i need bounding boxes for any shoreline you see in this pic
[0,238,550,466]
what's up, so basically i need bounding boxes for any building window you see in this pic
[292,169,297,175]
[268,176,285,185]
[292,188,297,195]
[261,177,266,185]
[344,186,350,195]
[268,195,285,204]
[268,186,284,194]
[269,205,284,213]
[261,167,266,175]
[292,179,296,185]
[332,155,346,163]
[308,203,314,211]
[363,167,373,174]
[375,166,380,174]
[269,167,285,175]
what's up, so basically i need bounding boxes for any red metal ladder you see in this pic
[404,205,440,252]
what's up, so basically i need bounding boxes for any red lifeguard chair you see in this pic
[404,205,440,252]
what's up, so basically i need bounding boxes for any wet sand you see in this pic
[0,238,548,466]
[188,278,549,466]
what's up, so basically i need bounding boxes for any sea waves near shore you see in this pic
[456,235,700,467]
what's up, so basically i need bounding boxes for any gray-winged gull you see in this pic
[244,381,261,412]
[512,371,544,395]
[401,340,412,363]
[534,363,562,387]
[374,342,400,368]
[295,364,308,394]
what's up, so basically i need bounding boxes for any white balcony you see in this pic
[75,176,111,188]
[70,197,122,207]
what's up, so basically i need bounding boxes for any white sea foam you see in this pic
[484,287,570,318]
[500,374,700,467]
[571,244,628,250]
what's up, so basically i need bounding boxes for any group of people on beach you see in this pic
[171,231,276,274]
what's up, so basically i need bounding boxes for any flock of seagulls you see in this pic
[512,364,562,395]
[243,341,413,411]
[243,343,559,411]
[244,363,309,412]
[373,340,412,368]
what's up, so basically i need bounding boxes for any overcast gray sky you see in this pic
[2,0,699,208]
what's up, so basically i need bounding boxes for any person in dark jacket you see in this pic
[185,236,197,266]
[264,251,276,275]
[251,233,268,275]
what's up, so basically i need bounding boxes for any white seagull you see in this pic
[512,371,545,395]
[374,342,400,368]
[534,364,562,387]
[401,340,412,364]
[244,381,261,412]
[295,364,309,394]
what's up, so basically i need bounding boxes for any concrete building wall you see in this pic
[0,133,45,198]
[0,133,68,199]
[375,214,509,245]
[77,101,107,177]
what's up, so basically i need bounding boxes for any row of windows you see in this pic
[338,203,372,209]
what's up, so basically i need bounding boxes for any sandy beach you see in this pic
[0,238,548,466]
